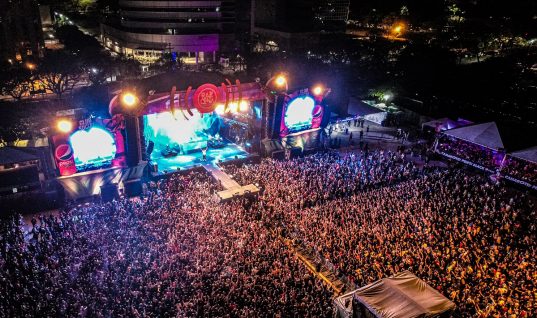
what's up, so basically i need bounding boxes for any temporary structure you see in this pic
[334,271,455,318]
[443,122,504,150]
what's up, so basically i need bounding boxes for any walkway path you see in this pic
[202,162,259,201]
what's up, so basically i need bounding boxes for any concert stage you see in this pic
[150,141,249,175]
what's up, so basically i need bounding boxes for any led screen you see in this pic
[284,96,315,131]
[69,126,117,169]
[143,110,219,158]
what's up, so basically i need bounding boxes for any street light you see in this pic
[57,119,73,133]
[391,23,405,37]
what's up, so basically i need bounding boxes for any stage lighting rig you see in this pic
[121,92,138,108]
[57,119,73,133]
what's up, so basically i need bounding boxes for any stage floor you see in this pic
[151,142,249,174]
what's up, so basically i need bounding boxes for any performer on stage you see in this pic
[202,146,208,161]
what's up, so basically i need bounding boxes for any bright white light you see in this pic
[275,75,286,87]
[57,120,73,133]
[312,86,323,96]
[145,110,209,145]
[239,100,249,112]
[69,127,116,166]
[122,93,137,107]
[91,68,98,74]
[215,104,225,115]
[284,96,315,130]
[383,94,392,101]
[228,102,239,113]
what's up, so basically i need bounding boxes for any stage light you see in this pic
[25,63,36,71]
[122,92,137,107]
[239,100,249,112]
[312,85,324,96]
[215,104,225,115]
[229,102,239,113]
[57,120,73,133]
[275,75,286,87]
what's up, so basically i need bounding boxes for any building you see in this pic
[251,0,349,52]
[0,0,44,63]
[101,0,236,65]
[314,0,350,31]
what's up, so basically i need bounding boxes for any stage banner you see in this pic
[52,135,77,176]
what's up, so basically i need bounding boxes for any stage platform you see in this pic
[150,142,249,175]
[202,162,259,202]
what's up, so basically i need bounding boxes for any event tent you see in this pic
[443,122,504,150]
[422,118,473,132]
[510,146,537,164]
[334,271,455,318]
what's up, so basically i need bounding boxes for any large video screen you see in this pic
[143,110,220,157]
[69,126,117,169]
[280,95,323,137]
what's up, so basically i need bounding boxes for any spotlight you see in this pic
[57,119,73,133]
[121,92,138,107]
[239,100,249,112]
[275,75,286,87]
[312,85,323,96]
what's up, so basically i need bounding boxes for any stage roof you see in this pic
[443,122,504,150]
[353,271,455,318]
[0,147,40,165]
[510,146,537,164]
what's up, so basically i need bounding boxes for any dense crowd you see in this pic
[1,172,332,317]
[1,148,536,317]
[229,153,536,318]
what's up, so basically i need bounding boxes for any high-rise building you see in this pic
[101,1,236,65]
[0,0,44,63]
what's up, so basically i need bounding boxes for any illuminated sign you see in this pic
[193,83,220,114]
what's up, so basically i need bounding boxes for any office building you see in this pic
[101,0,236,65]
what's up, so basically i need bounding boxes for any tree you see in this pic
[56,25,102,53]
[116,57,142,80]
[0,65,32,100]
[148,53,182,74]
[37,51,83,98]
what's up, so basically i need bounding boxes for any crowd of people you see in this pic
[1,148,536,317]
[502,157,537,184]
[226,151,536,317]
[1,172,332,317]
[437,138,500,170]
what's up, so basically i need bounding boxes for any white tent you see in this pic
[510,146,537,164]
[422,118,473,132]
[334,271,455,318]
[443,122,504,150]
